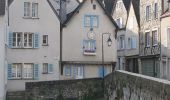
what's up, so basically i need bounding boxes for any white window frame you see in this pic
[146,5,151,21]
[65,66,71,76]
[23,63,33,79]
[154,2,158,19]
[11,64,22,79]
[13,32,22,48]
[145,30,150,47]
[131,36,137,49]
[43,63,48,74]
[84,15,99,27]
[152,28,158,46]
[42,35,48,46]
[24,2,31,17]
[24,2,38,18]
[119,35,125,49]
[32,3,38,18]
[23,32,33,48]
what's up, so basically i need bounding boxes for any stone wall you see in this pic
[104,70,170,100]
[25,78,104,100]
[7,70,170,100]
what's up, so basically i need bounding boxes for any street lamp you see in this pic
[102,33,112,78]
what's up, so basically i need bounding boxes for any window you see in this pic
[23,64,33,79]
[74,66,84,79]
[83,40,96,55]
[32,3,38,18]
[12,64,22,79]
[42,35,48,45]
[24,2,38,18]
[65,66,71,76]
[10,32,39,48]
[128,38,131,49]
[24,33,33,48]
[152,30,158,46]
[145,32,150,47]
[146,5,151,21]
[116,18,122,28]
[84,15,99,27]
[43,63,48,74]
[131,37,137,49]
[42,63,53,74]
[13,32,22,48]
[154,3,158,19]
[119,35,125,49]
[24,2,30,17]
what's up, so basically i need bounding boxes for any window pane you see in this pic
[23,64,33,78]
[43,63,48,73]
[24,2,30,17]
[43,35,48,45]
[92,16,98,27]
[85,16,91,27]
[12,64,22,78]
[32,3,38,17]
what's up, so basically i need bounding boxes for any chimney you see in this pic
[59,0,67,24]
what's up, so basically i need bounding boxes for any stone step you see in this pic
[6,91,25,100]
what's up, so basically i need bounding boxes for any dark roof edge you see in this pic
[63,0,119,30]
[47,0,61,22]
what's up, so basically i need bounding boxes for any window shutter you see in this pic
[8,32,13,48]
[83,65,85,78]
[64,66,67,75]
[104,68,107,76]
[99,66,103,78]
[48,64,53,73]
[34,64,39,80]
[8,64,12,80]
[34,33,39,48]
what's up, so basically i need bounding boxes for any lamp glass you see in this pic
[107,36,112,47]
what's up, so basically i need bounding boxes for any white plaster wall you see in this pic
[0,16,6,100]
[125,2,139,56]
[7,0,60,91]
[63,0,117,62]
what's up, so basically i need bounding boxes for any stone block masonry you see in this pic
[25,78,104,100]
[7,70,170,100]
[104,70,170,100]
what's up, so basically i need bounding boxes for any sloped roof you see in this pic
[103,0,116,14]
[0,0,5,15]
[122,0,131,11]
[63,0,119,29]
[131,0,140,27]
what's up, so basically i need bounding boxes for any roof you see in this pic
[63,0,119,29]
[131,0,140,27]
[0,0,5,15]
[103,0,116,14]
[122,0,131,11]
[132,0,140,27]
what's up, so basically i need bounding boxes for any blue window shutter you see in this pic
[97,16,99,27]
[93,40,96,51]
[104,68,107,76]
[8,64,12,80]
[8,32,13,48]
[34,64,39,80]
[99,67,103,78]
[83,65,85,78]
[90,16,93,27]
[48,64,53,73]
[70,65,72,76]
[34,33,39,48]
